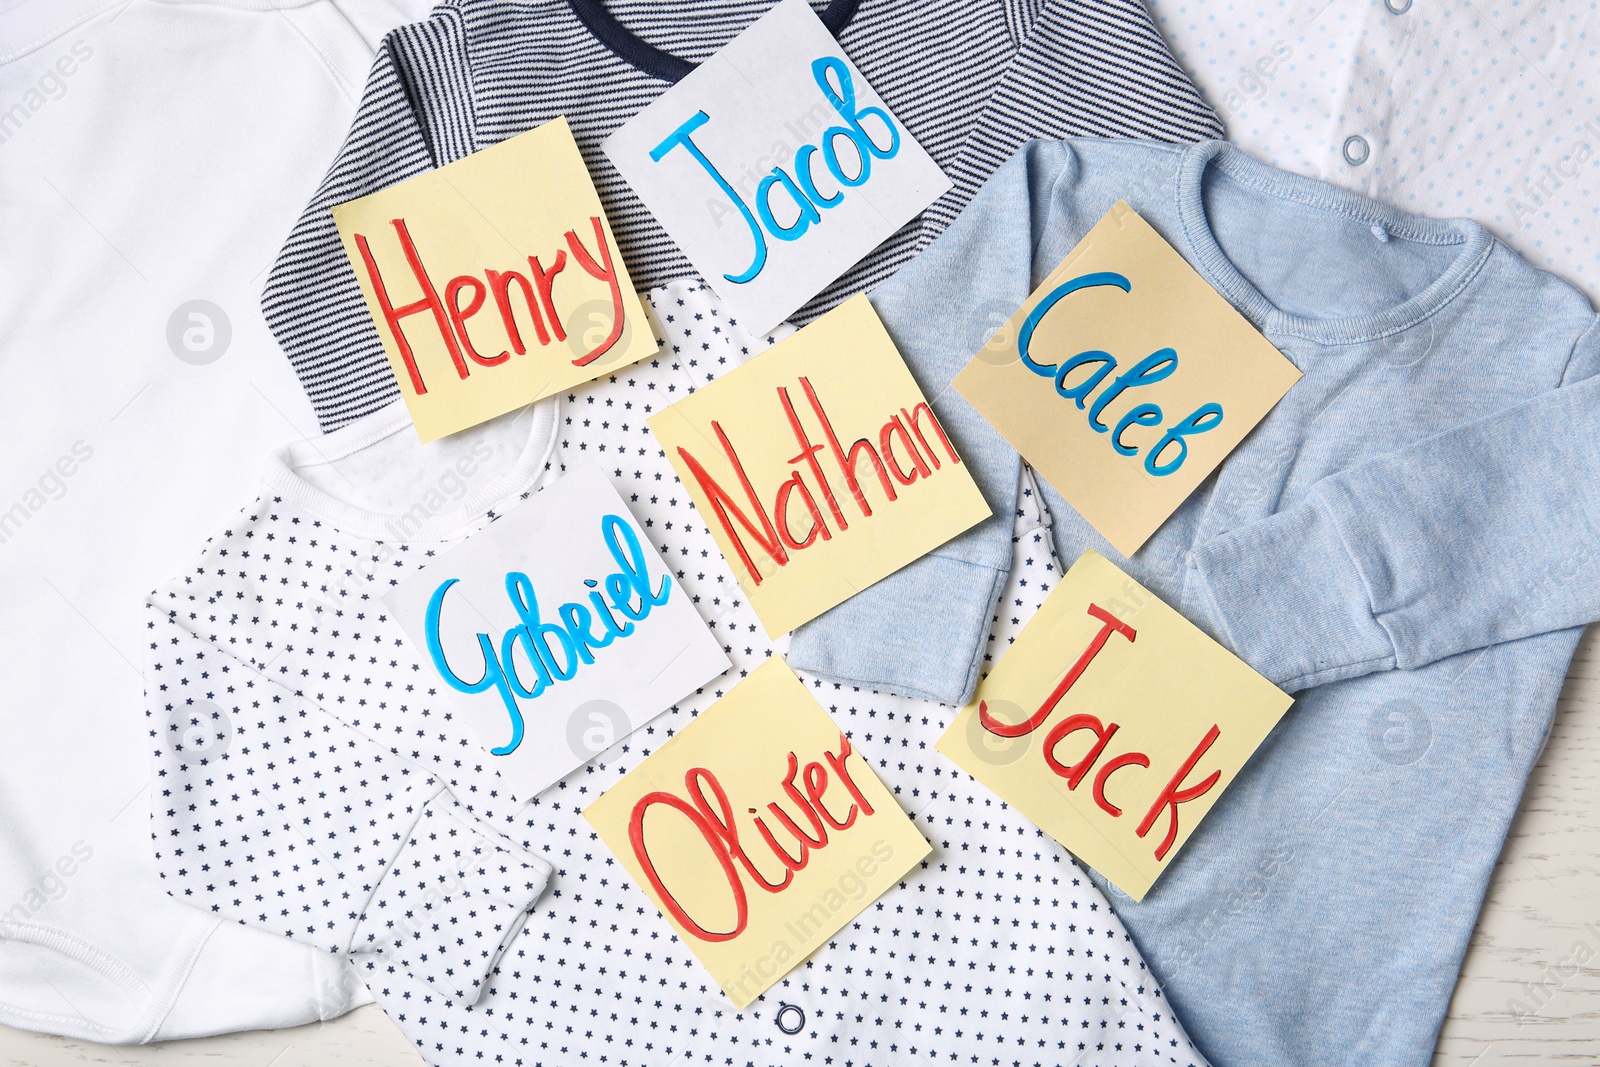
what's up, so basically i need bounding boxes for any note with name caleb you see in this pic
[382,462,730,803]
[603,0,950,336]
[584,658,930,1008]
[953,200,1302,555]
[332,117,659,443]
[937,551,1292,901]
[648,294,991,637]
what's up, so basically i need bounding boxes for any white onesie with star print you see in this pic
[144,279,1207,1067]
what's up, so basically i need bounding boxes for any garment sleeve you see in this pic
[787,141,1086,704]
[260,12,474,432]
[1191,316,1600,692]
[144,595,550,1007]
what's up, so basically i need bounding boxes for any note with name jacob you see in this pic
[953,200,1301,555]
[937,550,1292,901]
[584,658,930,1008]
[602,0,950,335]
[332,117,659,442]
[648,294,991,637]
[382,461,729,802]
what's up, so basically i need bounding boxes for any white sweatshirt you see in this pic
[1148,0,1600,298]
[144,279,1207,1067]
[0,0,429,1043]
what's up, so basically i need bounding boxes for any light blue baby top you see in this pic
[789,138,1600,1066]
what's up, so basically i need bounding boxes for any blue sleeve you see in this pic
[787,141,1087,704]
[1191,316,1600,692]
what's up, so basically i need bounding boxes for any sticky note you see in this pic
[937,550,1292,901]
[332,117,659,442]
[584,658,929,1008]
[648,294,991,637]
[382,460,730,803]
[952,200,1301,555]
[603,0,950,336]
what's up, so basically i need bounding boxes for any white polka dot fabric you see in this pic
[145,278,1206,1067]
[1148,0,1600,299]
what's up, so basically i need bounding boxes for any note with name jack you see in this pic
[937,550,1292,901]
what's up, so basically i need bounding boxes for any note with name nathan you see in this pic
[953,200,1301,555]
[603,0,950,336]
[937,551,1292,901]
[382,461,729,803]
[332,117,658,442]
[648,294,991,637]
[584,658,929,1008]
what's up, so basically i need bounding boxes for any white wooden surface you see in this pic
[3,628,1599,1065]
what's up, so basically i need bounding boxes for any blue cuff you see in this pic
[1189,497,1397,692]
[788,552,1009,706]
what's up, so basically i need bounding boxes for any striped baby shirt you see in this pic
[261,0,1222,432]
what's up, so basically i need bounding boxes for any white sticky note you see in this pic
[603,0,950,335]
[383,460,731,802]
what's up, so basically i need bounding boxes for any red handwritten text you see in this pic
[627,731,875,942]
[675,376,961,585]
[978,603,1222,861]
[352,214,626,395]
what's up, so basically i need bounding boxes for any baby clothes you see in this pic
[789,137,1600,1065]
[261,0,1224,432]
[1147,0,1600,302]
[0,0,430,1043]
[145,279,1207,1067]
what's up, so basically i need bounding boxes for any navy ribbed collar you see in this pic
[567,0,861,83]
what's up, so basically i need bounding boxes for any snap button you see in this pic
[775,1002,806,1035]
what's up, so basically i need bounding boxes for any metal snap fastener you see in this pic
[775,1002,806,1035]
[1342,134,1371,166]
[1384,0,1411,14]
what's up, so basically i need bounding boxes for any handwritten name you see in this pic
[675,375,961,586]
[352,214,627,396]
[424,514,670,755]
[1018,270,1224,476]
[650,56,900,285]
[627,731,875,942]
[978,602,1221,861]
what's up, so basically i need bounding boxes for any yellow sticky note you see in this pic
[331,117,658,443]
[584,659,930,1008]
[937,551,1291,901]
[648,294,991,636]
[952,200,1301,555]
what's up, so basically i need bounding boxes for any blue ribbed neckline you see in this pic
[1175,141,1495,347]
[567,0,862,83]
